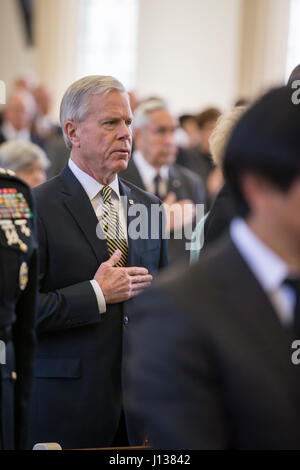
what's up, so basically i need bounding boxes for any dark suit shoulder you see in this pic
[119,177,161,206]
[153,234,244,316]
[172,163,203,184]
[34,172,61,193]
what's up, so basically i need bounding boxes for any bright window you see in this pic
[76,0,139,89]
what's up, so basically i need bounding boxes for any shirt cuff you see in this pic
[90,280,107,314]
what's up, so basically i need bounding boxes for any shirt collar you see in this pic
[68,158,120,201]
[230,217,289,293]
[133,150,169,185]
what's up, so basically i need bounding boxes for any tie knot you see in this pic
[101,185,112,204]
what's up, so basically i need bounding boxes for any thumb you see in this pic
[163,192,176,206]
[105,250,122,267]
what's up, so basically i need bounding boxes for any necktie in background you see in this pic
[101,185,128,267]
[153,173,162,200]
[284,277,300,337]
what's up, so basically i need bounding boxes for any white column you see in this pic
[238,0,290,99]
[34,0,81,121]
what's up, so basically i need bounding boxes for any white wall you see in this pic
[0,0,291,117]
[135,0,243,114]
[0,0,36,98]
[239,0,289,100]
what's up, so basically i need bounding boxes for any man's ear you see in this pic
[64,120,80,148]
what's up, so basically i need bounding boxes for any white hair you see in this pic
[60,75,126,149]
[0,140,50,172]
[133,98,169,129]
[209,106,246,168]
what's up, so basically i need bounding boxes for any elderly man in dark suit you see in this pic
[126,86,300,449]
[29,75,167,449]
[121,99,206,265]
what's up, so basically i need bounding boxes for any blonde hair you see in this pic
[209,106,246,168]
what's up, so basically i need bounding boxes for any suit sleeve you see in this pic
[36,215,100,333]
[126,288,230,449]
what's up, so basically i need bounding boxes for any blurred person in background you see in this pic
[121,98,206,265]
[0,140,50,187]
[202,105,247,250]
[32,84,61,143]
[32,83,69,178]
[128,90,141,114]
[126,86,300,450]
[177,107,221,204]
[0,90,44,148]
[178,114,201,149]
[189,106,245,263]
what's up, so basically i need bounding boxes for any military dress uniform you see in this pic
[0,168,38,450]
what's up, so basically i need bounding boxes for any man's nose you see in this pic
[164,131,176,146]
[117,121,132,139]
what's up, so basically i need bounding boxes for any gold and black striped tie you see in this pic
[101,185,128,267]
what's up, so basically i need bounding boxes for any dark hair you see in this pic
[178,114,196,127]
[195,107,221,129]
[223,86,300,217]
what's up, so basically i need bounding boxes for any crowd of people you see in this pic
[0,65,300,450]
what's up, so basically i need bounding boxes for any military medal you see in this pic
[15,219,31,237]
[19,262,29,290]
[0,187,32,251]
[0,188,32,219]
[0,220,28,252]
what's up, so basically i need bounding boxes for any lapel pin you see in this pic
[129,199,134,205]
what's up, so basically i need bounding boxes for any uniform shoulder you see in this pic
[0,167,32,194]
[33,174,62,200]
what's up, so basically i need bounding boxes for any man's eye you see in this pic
[126,120,132,127]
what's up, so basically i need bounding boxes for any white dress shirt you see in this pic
[133,150,169,198]
[68,158,128,314]
[230,217,296,326]
[2,122,31,141]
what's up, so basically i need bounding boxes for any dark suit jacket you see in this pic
[0,172,38,450]
[121,158,206,265]
[203,182,237,250]
[29,165,167,449]
[126,234,300,449]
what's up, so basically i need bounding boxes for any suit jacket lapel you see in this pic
[168,165,182,195]
[119,178,141,267]
[59,166,109,265]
